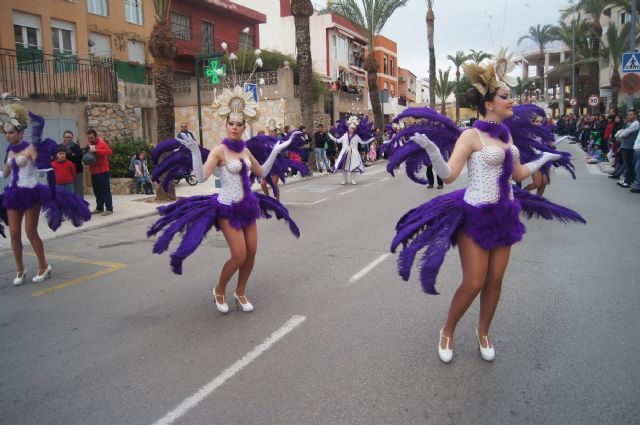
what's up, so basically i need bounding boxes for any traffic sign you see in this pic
[588,95,600,106]
[569,98,577,106]
[622,52,640,74]
[621,73,640,94]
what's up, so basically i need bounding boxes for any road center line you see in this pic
[283,197,329,206]
[152,315,307,425]
[360,183,374,188]
[380,177,390,182]
[338,189,356,195]
[346,253,391,285]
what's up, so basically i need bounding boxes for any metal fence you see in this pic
[0,48,118,102]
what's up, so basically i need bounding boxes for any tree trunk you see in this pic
[427,7,436,109]
[365,53,384,133]
[455,68,460,122]
[589,24,602,99]
[291,0,315,169]
[610,69,621,112]
[538,51,545,92]
[149,19,178,201]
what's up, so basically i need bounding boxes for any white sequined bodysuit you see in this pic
[216,148,251,206]
[463,129,520,206]
[8,156,39,189]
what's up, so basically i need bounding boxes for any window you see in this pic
[51,19,77,73]
[239,30,253,50]
[171,12,191,40]
[87,0,109,17]
[125,0,143,25]
[390,83,395,97]
[621,12,628,24]
[13,11,43,71]
[383,55,388,74]
[201,21,214,53]
[390,58,395,76]
[89,32,111,58]
[330,34,348,62]
[128,40,145,64]
[384,82,388,92]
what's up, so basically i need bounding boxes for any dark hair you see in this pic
[87,128,97,137]
[317,124,324,128]
[63,130,74,137]
[464,88,497,116]
[57,146,67,153]
[299,125,305,131]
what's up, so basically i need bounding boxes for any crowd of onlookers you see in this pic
[327,81,364,95]
[555,110,640,193]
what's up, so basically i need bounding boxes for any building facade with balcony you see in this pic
[398,67,417,106]
[372,35,398,100]
[169,0,266,78]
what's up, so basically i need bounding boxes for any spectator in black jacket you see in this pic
[313,124,333,172]
[60,130,84,198]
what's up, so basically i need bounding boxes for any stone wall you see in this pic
[85,103,141,142]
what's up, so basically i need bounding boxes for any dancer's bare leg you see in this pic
[24,204,47,271]
[235,222,257,297]
[477,245,511,346]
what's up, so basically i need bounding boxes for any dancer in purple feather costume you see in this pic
[1,104,91,286]
[147,85,301,314]
[387,59,585,363]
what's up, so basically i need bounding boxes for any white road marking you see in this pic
[346,253,391,286]
[152,315,307,425]
[338,189,356,195]
[283,197,329,206]
[360,183,374,188]
[380,177,390,182]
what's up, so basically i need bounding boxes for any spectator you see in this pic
[51,146,76,192]
[298,125,311,167]
[631,121,640,193]
[615,110,638,188]
[313,124,332,172]
[133,150,154,195]
[84,129,113,216]
[177,123,196,140]
[60,130,84,197]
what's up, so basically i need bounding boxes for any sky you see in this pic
[315,0,571,80]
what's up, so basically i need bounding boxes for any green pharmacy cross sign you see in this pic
[204,59,225,84]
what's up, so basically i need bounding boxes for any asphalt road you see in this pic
[1,145,639,425]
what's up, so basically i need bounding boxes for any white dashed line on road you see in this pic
[346,253,391,286]
[338,189,356,195]
[283,197,329,206]
[151,315,307,425]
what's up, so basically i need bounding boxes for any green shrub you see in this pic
[108,134,154,178]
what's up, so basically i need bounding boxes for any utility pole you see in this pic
[626,0,637,112]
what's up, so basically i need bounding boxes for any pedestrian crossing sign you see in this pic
[622,52,640,73]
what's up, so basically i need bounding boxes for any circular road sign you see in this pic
[588,95,600,106]
[569,98,578,106]
[621,73,640,94]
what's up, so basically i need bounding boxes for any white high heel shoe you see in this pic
[476,329,496,362]
[213,289,229,313]
[32,265,52,283]
[233,292,254,312]
[438,329,453,363]
[13,270,27,286]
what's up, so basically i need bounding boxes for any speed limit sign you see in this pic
[588,95,600,106]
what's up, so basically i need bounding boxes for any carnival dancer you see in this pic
[385,53,585,363]
[1,103,91,285]
[329,116,375,185]
[147,50,302,313]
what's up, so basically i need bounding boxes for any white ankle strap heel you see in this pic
[13,270,27,286]
[233,292,254,312]
[438,329,453,363]
[476,329,496,362]
[32,264,52,283]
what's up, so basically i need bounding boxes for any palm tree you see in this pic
[434,68,455,116]
[291,0,315,153]
[149,0,178,201]
[447,50,471,121]
[426,0,436,109]
[511,77,535,101]
[562,0,615,99]
[602,22,633,110]
[323,0,409,131]
[468,49,493,64]
[517,24,555,88]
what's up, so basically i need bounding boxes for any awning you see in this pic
[348,65,366,76]
[335,27,367,44]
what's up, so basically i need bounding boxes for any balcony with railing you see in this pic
[0,48,118,102]
[172,23,239,58]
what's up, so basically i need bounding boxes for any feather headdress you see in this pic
[0,102,28,132]
[464,47,517,96]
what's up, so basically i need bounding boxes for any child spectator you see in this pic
[51,146,76,192]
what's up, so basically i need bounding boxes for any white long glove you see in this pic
[178,133,206,183]
[524,152,562,174]
[410,132,451,179]
[260,131,302,177]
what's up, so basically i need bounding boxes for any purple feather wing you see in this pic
[385,107,462,184]
[246,134,310,192]
[151,138,210,191]
[356,116,375,141]
[504,105,576,178]
[514,186,586,224]
[28,112,45,145]
[330,120,348,139]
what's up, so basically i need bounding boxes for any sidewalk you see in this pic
[0,169,338,251]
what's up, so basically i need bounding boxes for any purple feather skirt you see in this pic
[147,162,300,275]
[391,149,585,295]
[2,185,91,231]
